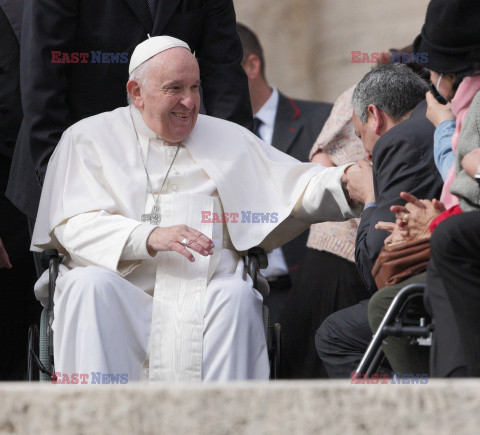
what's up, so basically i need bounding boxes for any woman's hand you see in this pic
[426,91,455,127]
[375,221,406,246]
[390,192,445,241]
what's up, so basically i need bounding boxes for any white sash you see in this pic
[147,193,220,381]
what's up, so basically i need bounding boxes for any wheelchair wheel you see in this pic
[27,325,39,381]
[274,323,281,377]
[262,305,270,342]
[39,307,52,381]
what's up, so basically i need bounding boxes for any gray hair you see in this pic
[126,60,153,105]
[351,63,428,124]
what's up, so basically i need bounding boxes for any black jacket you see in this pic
[0,0,22,164]
[7,0,252,218]
[272,92,332,280]
[355,100,443,293]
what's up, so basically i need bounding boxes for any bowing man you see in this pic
[32,36,359,382]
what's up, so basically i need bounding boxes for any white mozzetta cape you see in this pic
[33,106,356,260]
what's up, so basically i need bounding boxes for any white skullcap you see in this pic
[129,35,191,74]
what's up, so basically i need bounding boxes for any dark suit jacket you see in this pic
[272,92,332,281]
[355,99,443,294]
[7,0,252,218]
[0,0,22,162]
[0,0,40,380]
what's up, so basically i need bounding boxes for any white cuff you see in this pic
[121,223,158,261]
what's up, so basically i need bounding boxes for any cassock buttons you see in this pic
[171,184,179,191]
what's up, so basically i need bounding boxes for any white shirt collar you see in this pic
[254,86,278,129]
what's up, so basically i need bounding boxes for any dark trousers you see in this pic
[428,211,480,376]
[315,299,372,378]
[316,272,431,378]
[368,272,429,374]
[279,249,368,378]
[0,156,41,380]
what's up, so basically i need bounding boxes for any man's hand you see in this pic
[426,91,455,127]
[390,192,445,241]
[0,237,12,269]
[375,221,406,246]
[147,225,215,262]
[341,160,375,205]
[461,148,480,179]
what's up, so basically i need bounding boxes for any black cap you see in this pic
[413,0,480,74]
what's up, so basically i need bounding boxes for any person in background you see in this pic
[0,0,41,380]
[236,23,332,323]
[316,64,443,378]
[278,86,368,378]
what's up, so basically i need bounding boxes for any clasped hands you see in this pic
[147,225,214,262]
[376,192,445,246]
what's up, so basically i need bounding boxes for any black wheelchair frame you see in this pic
[355,282,434,378]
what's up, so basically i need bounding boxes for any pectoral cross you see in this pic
[141,204,162,225]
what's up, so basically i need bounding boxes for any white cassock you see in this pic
[32,106,357,382]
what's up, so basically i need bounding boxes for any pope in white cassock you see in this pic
[32,36,358,382]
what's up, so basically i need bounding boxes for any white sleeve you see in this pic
[120,223,158,261]
[54,211,157,276]
[292,163,360,223]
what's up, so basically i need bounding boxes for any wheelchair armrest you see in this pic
[41,249,60,269]
[247,247,269,295]
[255,273,270,299]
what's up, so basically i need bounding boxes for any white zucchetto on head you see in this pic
[128,35,191,74]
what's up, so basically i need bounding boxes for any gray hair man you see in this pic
[32,36,359,383]
[316,63,443,377]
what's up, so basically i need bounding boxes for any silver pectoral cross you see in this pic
[141,204,162,225]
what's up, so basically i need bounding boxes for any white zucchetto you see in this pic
[128,35,191,74]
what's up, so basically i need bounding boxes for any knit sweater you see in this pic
[450,89,480,211]
[307,85,364,262]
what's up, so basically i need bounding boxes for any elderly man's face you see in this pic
[136,48,200,142]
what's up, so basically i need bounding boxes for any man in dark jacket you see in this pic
[7,0,252,258]
[315,64,443,377]
[0,0,41,380]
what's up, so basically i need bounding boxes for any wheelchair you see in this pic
[355,282,434,378]
[28,247,282,381]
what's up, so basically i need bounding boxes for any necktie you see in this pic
[147,0,158,19]
[253,117,263,139]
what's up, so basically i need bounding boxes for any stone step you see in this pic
[0,380,477,434]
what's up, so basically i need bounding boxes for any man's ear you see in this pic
[126,80,144,109]
[368,104,384,135]
[243,54,262,80]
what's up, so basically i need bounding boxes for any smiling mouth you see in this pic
[172,112,189,118]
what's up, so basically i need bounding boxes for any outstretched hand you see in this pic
[147,225,215,262]
[390,192,445,241]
